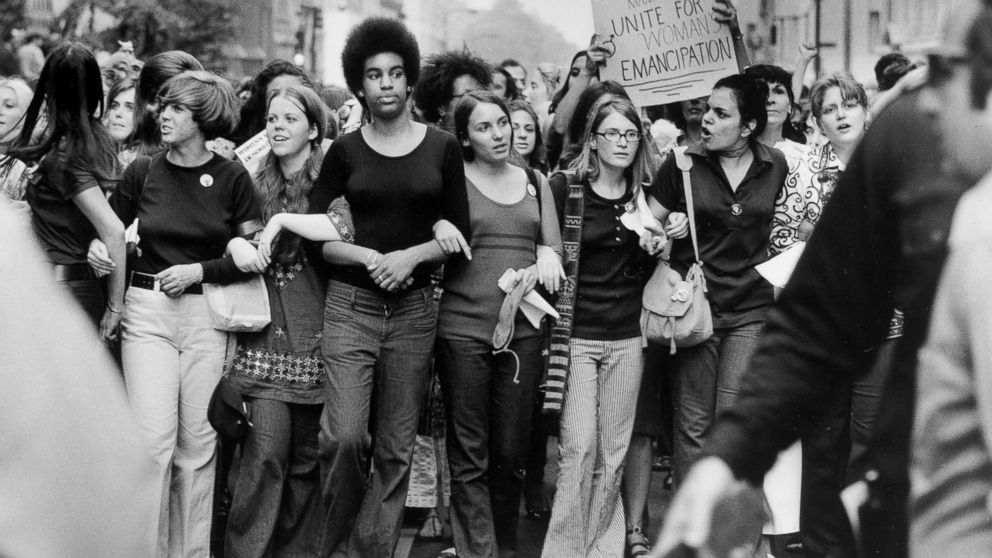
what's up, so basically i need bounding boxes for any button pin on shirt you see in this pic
[200,174,214,188]
[731,203,742,216]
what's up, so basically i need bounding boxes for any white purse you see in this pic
[202,274,271,332]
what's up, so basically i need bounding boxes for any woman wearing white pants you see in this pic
[104,70,262,556]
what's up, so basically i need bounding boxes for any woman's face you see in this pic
[106,87,136,143]
[510,109,537,158]
[464,101,511,164]
[592,110,640,171]
[0,86,26,141]
[492,72,508,100]
[266,94,316,159]
[680,96,707,126]
[361,51,408,119]
[159,103,203,147]
[267,74,304,98]
[448,74,481,115]
[765,80,791,128]
[527,69,550,105]
[566,55,588,90]
[701,87,750,152]
[816,86,868,149]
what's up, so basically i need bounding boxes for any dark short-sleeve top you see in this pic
[26,142,119,265]
[111,153,262,284]
[647,141,787,329]
[309,126,471,293]
[551,173,649,340]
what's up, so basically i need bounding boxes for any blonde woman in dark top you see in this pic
[436,90,562,558]
[542,95,658,557]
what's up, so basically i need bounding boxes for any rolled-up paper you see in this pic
[497,268,560,328]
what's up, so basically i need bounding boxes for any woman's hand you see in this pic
[712,0,742,33]
[665,212,689,239]
[640,232,668,256]
[535,245,565,294]
[87,238,115,277]
[99,307,122,343]
[257,216,284,267]
[511,267,539,295]
[229,237,265,273]
[798,41,818,62]
[368,249,419,293]
[433,219,472,260]
[156,264,204,298]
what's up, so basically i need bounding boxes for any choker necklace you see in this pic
[719,144,750,159]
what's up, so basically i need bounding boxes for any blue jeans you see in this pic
[226,398,322,558]
[670,322,764,484]
[317,281,437,558]
[436,335,543,558]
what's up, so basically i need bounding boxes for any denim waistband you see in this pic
[327,279,434,316]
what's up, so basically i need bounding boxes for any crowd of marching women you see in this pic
[4,1,992,557]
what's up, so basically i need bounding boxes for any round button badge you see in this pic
[731,203,742,216]
[527,184,537,197]
[200,174,214,188]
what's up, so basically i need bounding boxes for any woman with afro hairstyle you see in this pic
[413,49,492,131]
[307,17,472,558]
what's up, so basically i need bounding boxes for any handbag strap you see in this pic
[673,146,701,264]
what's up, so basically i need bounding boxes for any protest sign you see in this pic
[235,130,271,178]
[591,0,740,106]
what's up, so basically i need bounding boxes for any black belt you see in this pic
[129,271,203,295]
[53,263,95,282]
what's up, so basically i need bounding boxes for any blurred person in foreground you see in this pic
[653,2,992,557]
[0,198,157,558]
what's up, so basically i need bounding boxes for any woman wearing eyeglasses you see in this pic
[541,95,657,557]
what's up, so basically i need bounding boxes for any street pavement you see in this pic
[398,437,674,558]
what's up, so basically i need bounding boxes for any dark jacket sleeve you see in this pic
[704,105,900,484]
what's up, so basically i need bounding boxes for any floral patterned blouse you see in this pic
[770,142,843,256]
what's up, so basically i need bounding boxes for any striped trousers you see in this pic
[542,337,644,558]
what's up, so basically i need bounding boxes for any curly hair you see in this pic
[414,50,493,125]
[231,59,313,145]
[341,17,420,98]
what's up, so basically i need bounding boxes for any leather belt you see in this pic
[53,263,95,282]
[129,271,203,295]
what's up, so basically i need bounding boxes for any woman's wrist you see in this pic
[106,302,124,313]
[365,249,381,268]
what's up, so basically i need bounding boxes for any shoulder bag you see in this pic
[641,146,713,354]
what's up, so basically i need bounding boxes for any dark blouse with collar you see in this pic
[647,141,788,329]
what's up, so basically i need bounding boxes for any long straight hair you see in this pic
[254,85,326,266]
[7,42,116,182]
[568,96,657,195]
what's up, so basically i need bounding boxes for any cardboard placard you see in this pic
[591,0,740,106]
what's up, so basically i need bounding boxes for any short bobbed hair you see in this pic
[453,89,511,163]
[711,73,769,141]
[157,71,240,140]
[341,17,421,98]
[132,50,203,152]
[809,72,868,120]
[267,84,327,147]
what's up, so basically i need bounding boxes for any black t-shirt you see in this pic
[309,126,471,293]
[27,138,119,265]
[551,173,648,340]
[648,141,787,329]
[111,153,262,284]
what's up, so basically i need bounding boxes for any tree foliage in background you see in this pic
[0,0,27,41]
[460,0,581,75]
[55,0,233,67]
